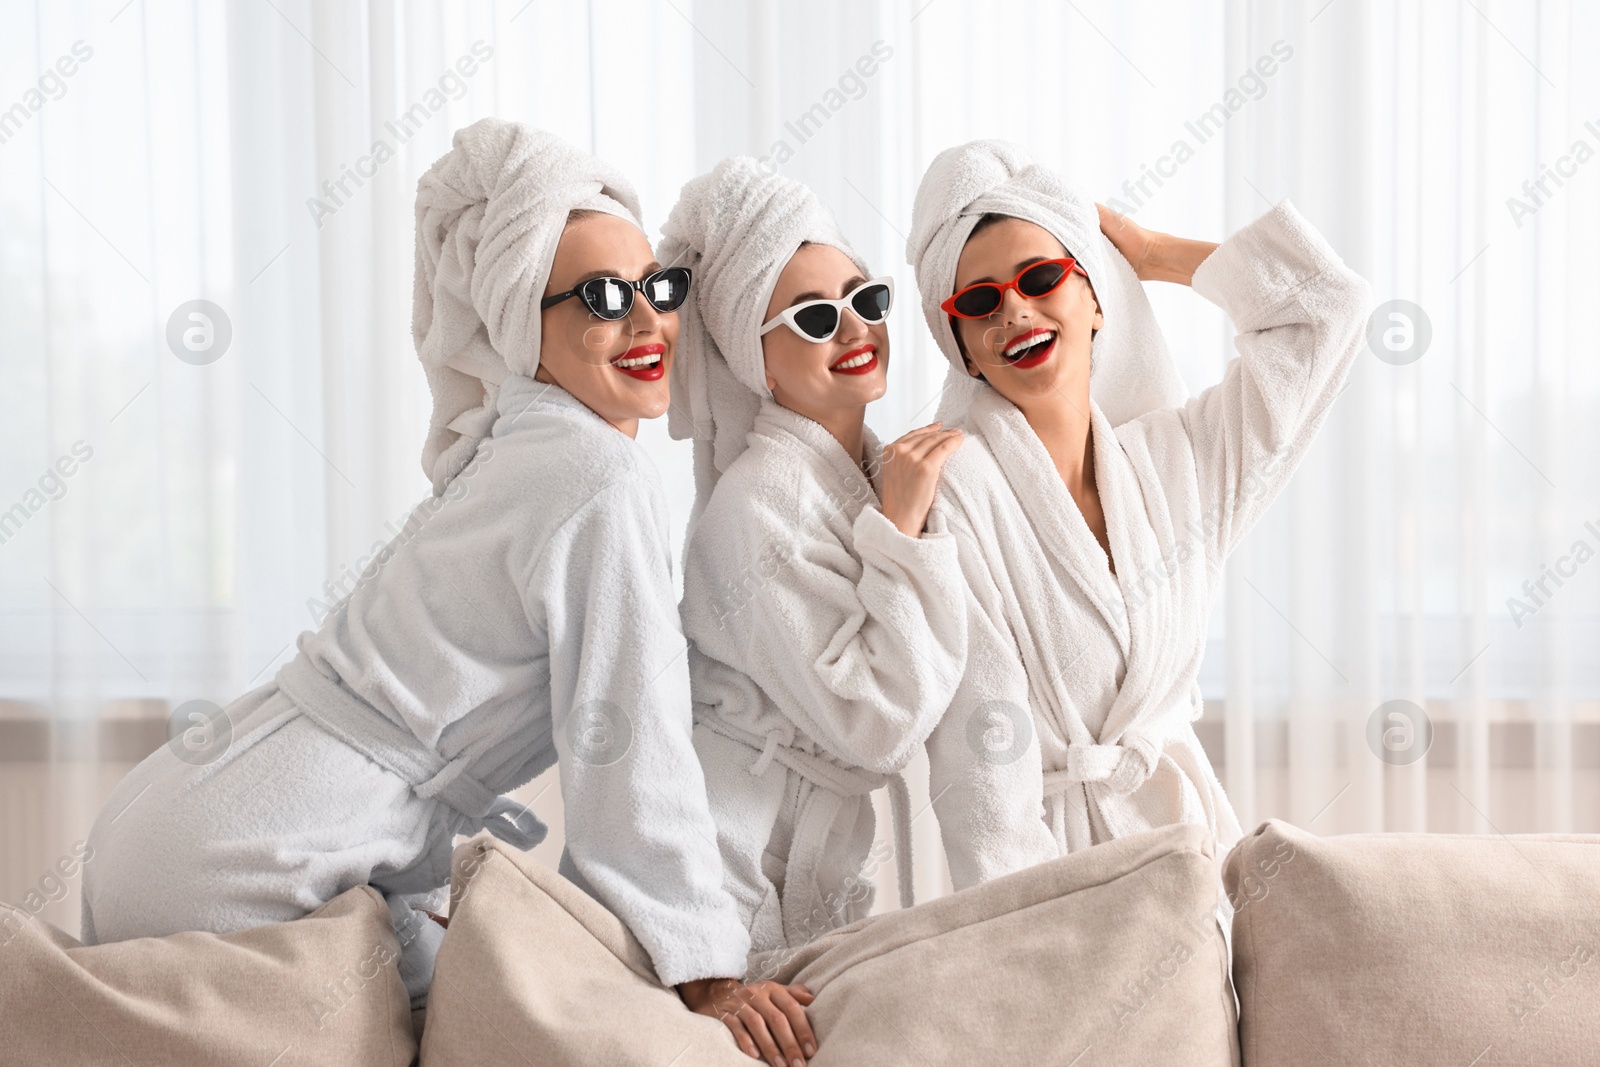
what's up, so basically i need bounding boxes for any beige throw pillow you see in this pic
[0,883,415,1066]
[418,837,753,1066]
[1225,818,1600,1066]
[766,821,1237,1066]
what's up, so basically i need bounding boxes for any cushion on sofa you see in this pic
[766,821,1238,1066]
[0,883,415,1067]
[1224,818,1600,1066]
[417,837,754,1066]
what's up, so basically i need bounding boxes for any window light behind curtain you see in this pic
[2,0,1595,937]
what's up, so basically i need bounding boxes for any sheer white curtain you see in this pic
[3,0,1594,937]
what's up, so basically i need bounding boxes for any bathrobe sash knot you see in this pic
[696,712,916,918]
[276,650,548,850]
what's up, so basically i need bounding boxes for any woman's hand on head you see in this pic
[677,977,818,1066]
[878,422,965,538]
[1096,202,1219,286]
[1095,202,1162,281]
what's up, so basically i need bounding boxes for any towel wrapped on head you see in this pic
[413,118,643,496]
[657,157,868,517]
[905,139,1188,425]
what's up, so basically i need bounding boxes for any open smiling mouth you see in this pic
[611,343,665,381]
[830,343,878,375]
[999,328,1056,368]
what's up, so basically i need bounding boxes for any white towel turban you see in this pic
[658,156,868,509]
[413,118,643,496]
[905,139,1188,426]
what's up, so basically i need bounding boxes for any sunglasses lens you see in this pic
[644,268,691,312]
[1018,261,1068,297]
[581,278,632,320]
[792,303,839,340]
[851,283,892,323]
[951,285,1002,318]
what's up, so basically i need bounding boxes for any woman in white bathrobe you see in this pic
[659,158,967,980]
[80,120,815,1066]
[907,141,1372,900]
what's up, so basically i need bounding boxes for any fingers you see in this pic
[885,421,947,454]
[1096,201,1125,236]
[771,984,819,1058]
[900,427,964,464]
[735,999,787,1067]
[753,991,808,1067]
[922,430,964,467]
[717,1013,761,1060]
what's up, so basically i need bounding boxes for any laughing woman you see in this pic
[80,120,812,1065]
[659,158,967,980]
[908,141,1372,902]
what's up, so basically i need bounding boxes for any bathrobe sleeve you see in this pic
[1136,199,1373,570]
[732,499,969,773]
[920,505,1059,892]
[530,473,751,986]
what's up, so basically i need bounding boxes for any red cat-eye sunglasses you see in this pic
[940,257,1088,319]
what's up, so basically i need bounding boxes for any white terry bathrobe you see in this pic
[906,142,1373,906]
[80,119,750,1007]
[660,157,968,979]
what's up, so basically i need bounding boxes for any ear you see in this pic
[1086,282,1105,332]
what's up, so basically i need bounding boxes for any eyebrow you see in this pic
[964,256,1054,286]
[789,274,869,307]
[569,261,663,286]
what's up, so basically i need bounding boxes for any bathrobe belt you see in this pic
[696,712,916,911]
[1038,684,1211,834]
[275,650,548,851]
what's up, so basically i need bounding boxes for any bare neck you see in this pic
[1014,379,1095,499]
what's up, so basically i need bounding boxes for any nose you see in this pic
[994,286,1032,327]
[835,305,869,346]
[625,290,664,335]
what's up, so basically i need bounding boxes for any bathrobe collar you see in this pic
[965,385,1132,659]
[749,396,885,501]
[964,384,1196,750]
[490,373,654,451]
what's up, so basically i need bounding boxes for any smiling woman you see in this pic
[660,156,968,987]
[909,141,1372,938]
[530,210,685,435]
[73,120,803,1061]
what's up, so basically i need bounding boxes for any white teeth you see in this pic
[1004,331,1054,358]
[613,352,662,368]
[832,351,874,370]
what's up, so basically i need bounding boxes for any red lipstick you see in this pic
[612,343,665,381]
[1001,328,1055,370]
[829,343,879,376]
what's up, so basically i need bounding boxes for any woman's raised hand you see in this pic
[678,977,818,1066]
[1096,202,1220,287]
[878,422,965,538]
[1095,202,1162,280]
